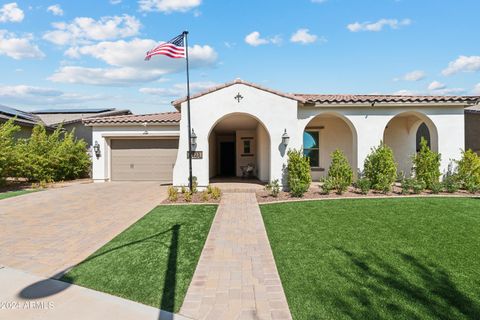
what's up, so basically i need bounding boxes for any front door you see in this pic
[219,141,235,176]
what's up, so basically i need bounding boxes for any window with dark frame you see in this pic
[303,130,319,167]
[243,140,251,154]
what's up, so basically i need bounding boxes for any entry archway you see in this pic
[208,113,271,182]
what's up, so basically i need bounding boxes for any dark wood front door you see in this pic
[219,141,235,176]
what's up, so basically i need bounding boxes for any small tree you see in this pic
[363,142,397,192]
[0,119,21,184]
[327,149,353,194]
[412,137,441,189]
[456,149,480,187]
[287,149,312,197]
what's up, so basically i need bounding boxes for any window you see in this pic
[416,122,431,152]
[243,140,251,154]
[303,131,319,167]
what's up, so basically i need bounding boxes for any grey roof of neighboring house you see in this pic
[84,111,180,125]
[32,108,115,114]
[33,108,132,126]
[0,104,45,127]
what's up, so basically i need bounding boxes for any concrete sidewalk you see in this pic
[0,266,191,320]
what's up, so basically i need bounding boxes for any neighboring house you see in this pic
[86,79,480,187]
[32,108,131,146]
[465,105,480,154]
[0,104,51,138]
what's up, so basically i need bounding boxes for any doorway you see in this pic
[219,141,235,176]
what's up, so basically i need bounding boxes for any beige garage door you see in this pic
[111,139,179,182]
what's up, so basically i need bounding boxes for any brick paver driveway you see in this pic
[0,182,166,278]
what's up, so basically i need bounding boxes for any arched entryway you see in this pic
[208,113,271,182]
[302,112,358,181]
[383,111,438,175]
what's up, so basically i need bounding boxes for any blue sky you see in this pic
[0,0,479,114]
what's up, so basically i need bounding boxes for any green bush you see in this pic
[0,119,20,184]
[412,137,441,189]
[287,149,312,197]
[456,149,480,188]
[354,177,371,195]
[265,179,280,197]
[412,179,426,194]
[430,181,443,194]
[464,178,480,194]
[167,186,178,202]
[201,190,210,201]
[210,186,222,200]
[320,178,334,195]
[442,163,461,193]
[363,142,397,192]
[400,176,415,195]
[184,191,192,202]
[327,149,353,195]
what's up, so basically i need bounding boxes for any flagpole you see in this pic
[183,30,193,192]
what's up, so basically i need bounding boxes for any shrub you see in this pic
[265,179,280,197]
[184,191,192,202]
[327,149,353,195]
[456,149,480,188]
[443,163,460,193]
[464,178,480,194]
[430,181,443,194]
[412,137,441,189]
[192,176,198,193]
[0,119,20,184]
[206,185,213,194]
[287,149,312,197]
[400,177,415,195]
[167,186,178,202]
[210,186,222,200]
[412,179,426,194]
[181,186,187,194]
[320,178,334,195]
[363,142,397,192]
[201,190,210,201]
[354,177,371,195]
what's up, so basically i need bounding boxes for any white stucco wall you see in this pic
[173,83,298,187]
[256,124,270,181]
[91,124,179,182]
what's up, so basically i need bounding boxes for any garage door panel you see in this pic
[111,139,179,181]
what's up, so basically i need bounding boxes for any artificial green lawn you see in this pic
[261,198,480,320]
[62,204,217,313]
[0,189,37,200]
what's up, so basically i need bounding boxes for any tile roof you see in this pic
[83,111,181,125]
[171,79,480,107]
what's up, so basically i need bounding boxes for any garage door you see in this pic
[111,139,179,182]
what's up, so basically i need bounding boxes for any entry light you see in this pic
[190,128,197,147]
[93,141,101,158]
[282,129,290,147]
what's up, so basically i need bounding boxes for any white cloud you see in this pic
[290,28,318,44]
[245,31,281,47]
[0,30,45,59]
[473,84,480,95]
[139,0,201,13]
[399,70,426,81]
[43,15,141,45]
[139,81,217,96]
[347,18,411,32]
[442,55,480,76]
[427,81,446,91]
[394,89,417,96]
[0,2,24,23]
[50,38,217,85]
[47,4,64,16]
[0,84,102,105]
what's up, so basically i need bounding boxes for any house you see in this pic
[33,108,131,146]
[85,79,480,187]
[465,106,480,154]
[0,104,52,138]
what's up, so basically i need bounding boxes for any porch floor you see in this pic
[210,177,266,193]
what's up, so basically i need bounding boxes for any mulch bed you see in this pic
[161,192,221,204]
[256,185,478,203]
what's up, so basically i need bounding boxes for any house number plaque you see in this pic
[187,151,203,159]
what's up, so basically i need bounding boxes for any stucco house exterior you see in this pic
[85,79,479,188]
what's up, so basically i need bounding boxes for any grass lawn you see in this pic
[62,204,217,313]
[0,189,37,200]
[261,198,480,320]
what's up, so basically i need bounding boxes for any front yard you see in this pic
[261,198,480,320]
[0,189,37,200]
[61,204,217,313]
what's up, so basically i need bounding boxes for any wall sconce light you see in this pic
[142,122,148,135]
[282,129,290,146]
[190,128,197,148]
[93,141,101,158]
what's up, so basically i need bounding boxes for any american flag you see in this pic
[145,33,185,60]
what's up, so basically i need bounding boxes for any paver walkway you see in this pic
[0,182,165,278]
[0,266,191,320]
[180,193,292,320]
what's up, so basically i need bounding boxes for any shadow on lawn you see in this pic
[19,225,182,317]
[327,247,480,319]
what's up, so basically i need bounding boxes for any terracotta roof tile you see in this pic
[83,111,180,125]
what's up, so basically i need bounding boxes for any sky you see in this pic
[0,0,479,114]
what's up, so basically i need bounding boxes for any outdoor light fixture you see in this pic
[282,129,290,146]
[93,141,101,158]
[190,128,197,147]
[142,122,148,135]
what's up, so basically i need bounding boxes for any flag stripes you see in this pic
[145,33,185,60]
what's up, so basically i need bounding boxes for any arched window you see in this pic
[416,122,431,152]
